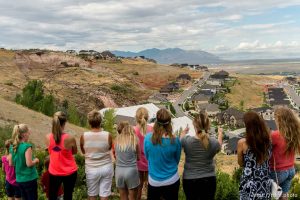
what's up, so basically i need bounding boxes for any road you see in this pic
[172,71,210,117]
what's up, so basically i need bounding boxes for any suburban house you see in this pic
[210,70,229,80]
[148,93,168,104]
[100,103,160,125]
[206,78,223,86]
[176,74,192,84]
[101,51,117,60]
[159,82,180,95]
[216,108,245,128]
[191,94,211,106]
[223,128,245,155]
[252,107,274,120]
[200,84,217,94]
[197,103,220,117]
[265,120,277,131]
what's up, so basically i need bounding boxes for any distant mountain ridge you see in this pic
[112,48,223,64]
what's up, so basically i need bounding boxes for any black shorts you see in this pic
[5,180,22,198]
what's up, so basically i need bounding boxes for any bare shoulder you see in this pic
[238,138,246,144]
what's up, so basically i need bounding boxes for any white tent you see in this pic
[100,103,160,121]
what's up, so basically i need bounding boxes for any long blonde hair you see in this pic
[193,111,210,149]
[12,124,29,152]
[136,107,149,135]
[152,108,174,145]
[52,111,67,144]
[275,106,300,154]
[115,122,138,152]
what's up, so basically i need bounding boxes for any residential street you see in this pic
[172,71,210,117]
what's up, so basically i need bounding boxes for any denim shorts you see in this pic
[5,180,22,198]
[270,168,296,193]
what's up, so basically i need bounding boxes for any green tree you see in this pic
[169,104,176,116]
[102,109,117,138]
[40,94,55,116]
[184,101,190,111]
[67,103,81,126]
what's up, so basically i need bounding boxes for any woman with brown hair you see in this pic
[270,106,300,200]
[133,107,153,200]
[180,111,223,200]
[46,111,78,200]
[144,108,181,200]
[238,111,272,200]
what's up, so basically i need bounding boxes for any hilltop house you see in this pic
[216,108,244,128]
[200,84,217,94]
[66,50,77,55]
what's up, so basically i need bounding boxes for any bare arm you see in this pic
[237,139,245,167]
[180,126,189,140]
[136,142,141,161]
[25,148,39,167]
[218,127,223,146]
[80,134,85,154]
[108,134,113,150]
[7,154,13,167]
[72,137,77,155]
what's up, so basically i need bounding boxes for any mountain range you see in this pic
[112,48,223,64]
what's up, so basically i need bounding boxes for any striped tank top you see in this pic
[83,131,112,169]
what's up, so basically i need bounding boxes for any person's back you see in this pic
[145,133,181,182]
[48,133,77,176]
[83,131,112,169]
[181,135,220,179]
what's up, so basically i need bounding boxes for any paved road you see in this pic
[172,72,210,117]
[282,82,300,109]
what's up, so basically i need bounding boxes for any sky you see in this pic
[0,0,300,59]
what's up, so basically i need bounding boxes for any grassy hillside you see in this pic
[225,74,282,109]
[0,97,86,148]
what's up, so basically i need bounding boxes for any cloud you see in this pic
[235,40,300,51]
[0,0,299,58]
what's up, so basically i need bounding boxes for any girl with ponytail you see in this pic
[46,111,78,200]
[180,110,223,200]
[133,107,153,200]
[10,124,39,200]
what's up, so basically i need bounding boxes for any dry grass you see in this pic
[226,74,282,109]
[0,97,86,149]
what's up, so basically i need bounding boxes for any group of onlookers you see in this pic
[1,105,300,200]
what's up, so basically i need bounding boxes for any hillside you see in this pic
[0,49,201,114]
[0,97,86,148]
[113,48,223,64]
[225,74,282,109]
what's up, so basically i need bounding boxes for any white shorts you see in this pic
[86,163,114,197]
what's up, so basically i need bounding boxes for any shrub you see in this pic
[215,171,239,200]
[102,109,117,138]
[15,80,56,117]
[110,84,129,94]
[0,126,13,153]
[133,71,139,75]
[169,103,176,116]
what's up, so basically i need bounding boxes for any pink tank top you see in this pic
[134,125,153,171]
[48,133,77,176]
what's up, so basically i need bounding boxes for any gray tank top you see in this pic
[115,146,137,167]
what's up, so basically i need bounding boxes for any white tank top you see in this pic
[83,131,112,169]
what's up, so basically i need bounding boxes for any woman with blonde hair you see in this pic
[46,111,78,200]
[270,106,300,200]
[10,124,39,200]
[238,111,272,200]
[180,110,223,200]
[144,108,181,200]
[80,110,113,200]
[134,107,153,200]
[115,122,140,200]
